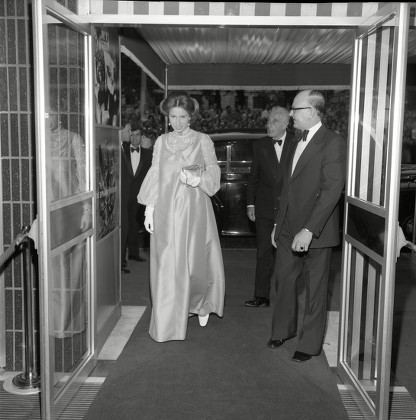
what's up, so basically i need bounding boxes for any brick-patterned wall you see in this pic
[0,0,36,371]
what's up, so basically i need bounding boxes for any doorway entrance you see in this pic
[30,2,413,418]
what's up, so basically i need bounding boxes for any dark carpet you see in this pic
[85,249,348,420]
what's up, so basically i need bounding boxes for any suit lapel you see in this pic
[284,134,299,181]
[262,137,279,177]
[134,149,145,178]
[281,132,295,165]
[122,142,134,176]
[290,126,326,182]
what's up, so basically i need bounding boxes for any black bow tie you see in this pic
[131,147,140,153]
[273,139,283,146]
[301,130,309,141]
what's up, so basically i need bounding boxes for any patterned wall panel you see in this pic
[90,1,382,18]
[0,0,36,371]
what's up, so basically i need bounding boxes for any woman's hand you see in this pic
[144,206,154,234]
[80,203,92,231]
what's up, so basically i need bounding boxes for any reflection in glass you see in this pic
[214,144,227,162]
[346,204,385,256]
[52,240,88,377]
[347,247,381,405]
[230,142,252,174]
[353,27,393,207]
[46,18,90,391]
[225,182,252,233]
[47,23,86,202]
[49,112,86,200]
[230,142,253,162]
[50,199,93,249]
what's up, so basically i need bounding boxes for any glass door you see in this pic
[338,3,409,419]
[32,1,95,418]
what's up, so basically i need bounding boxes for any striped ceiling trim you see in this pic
[91,2,382,18]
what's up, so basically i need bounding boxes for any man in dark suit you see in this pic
[245,106,295,308]
[120,123,152,274]
[268,90,346,362]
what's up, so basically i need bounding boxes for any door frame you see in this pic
[338,3,410,419]
[32,1,96,418]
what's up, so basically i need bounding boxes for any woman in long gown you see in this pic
[138,91,225,342]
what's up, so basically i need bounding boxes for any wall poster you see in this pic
[96,127,119,241]
[94,26,120,127]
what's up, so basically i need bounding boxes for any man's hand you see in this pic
[292,228,313,253]
[271,225,277,248]
[247,206,255,222]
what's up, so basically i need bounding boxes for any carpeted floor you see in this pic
[1,248,415,419]
[84,249,349,420]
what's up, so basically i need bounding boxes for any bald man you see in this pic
[245,106,296,308]
[268,90,346,362]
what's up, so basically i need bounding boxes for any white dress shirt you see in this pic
[273,132,287,162]
[130,146,141,174]
[291,122,322,175]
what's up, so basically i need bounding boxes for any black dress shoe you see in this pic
[267,334,296,349]
[121,268,130,274]
[267,338,285,349]
[244,297,270,307]
[129,255,146,262]
[291,351,312,362]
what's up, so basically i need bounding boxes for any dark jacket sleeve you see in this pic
[304,134,346,237]
[0,243,16,267]
[246,141,259,206]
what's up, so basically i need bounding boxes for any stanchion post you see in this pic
[12,227,41,390]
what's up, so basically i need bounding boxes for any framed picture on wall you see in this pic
[96,127,120,241]
[94,27,120,127]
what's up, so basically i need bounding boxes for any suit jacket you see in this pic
[274,125,346,248]
[121,142,152,211]
[246,131,296,220]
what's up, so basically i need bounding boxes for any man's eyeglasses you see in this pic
[290,107,311,112]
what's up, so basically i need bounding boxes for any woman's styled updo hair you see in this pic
[159,91,200,119]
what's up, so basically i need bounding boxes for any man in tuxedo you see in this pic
[120,123,152,274]
[245,106,295,308]
[268,90,346,362]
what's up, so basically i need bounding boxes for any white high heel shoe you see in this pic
[198,314,209,327]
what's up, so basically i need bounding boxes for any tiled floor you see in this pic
[97,306,146,361]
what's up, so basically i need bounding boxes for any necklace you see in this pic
[175,127,191,137]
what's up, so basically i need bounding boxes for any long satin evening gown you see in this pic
[138,129,225,342]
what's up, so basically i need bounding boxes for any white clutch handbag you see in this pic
[182,164,204,187]
[182,164,204,177]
